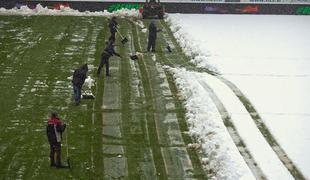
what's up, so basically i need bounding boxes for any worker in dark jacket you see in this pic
[72,64,88,105]
[108,16,118,42]
[147,20,161,52]
[46,112,67,168]
[97,40,121,77]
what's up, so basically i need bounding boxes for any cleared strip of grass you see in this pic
[129,18,168,179]
[131,18,207,179]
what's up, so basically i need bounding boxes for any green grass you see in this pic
[0,15,106,179]
[0,15,208,179]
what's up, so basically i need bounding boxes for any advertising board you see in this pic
[29,0,310,4]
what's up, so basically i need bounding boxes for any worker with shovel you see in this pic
[46,112,68,168]
[72,64,88,105]
[97,40,121,77]
[108,16,118,42]
[108,16,128,45]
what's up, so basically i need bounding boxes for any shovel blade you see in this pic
[130,55,138,60]
[166,45,172,52]
[82,95,95,99]
[82,93,95,99]
[121,37,128,45]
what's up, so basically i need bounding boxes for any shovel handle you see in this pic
[116,29,124,39]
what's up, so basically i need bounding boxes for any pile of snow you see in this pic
[165,15,218,74]
[168,13,310,179]
[0,4,139,17]
[168,67,255,180]
[84,76,95,89]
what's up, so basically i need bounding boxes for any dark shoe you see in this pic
[56,164,69,169]
[106,74,110,77]
[151,50,156,52]
[50,163,56,167]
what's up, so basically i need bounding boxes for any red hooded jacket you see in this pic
[47,117,66,144]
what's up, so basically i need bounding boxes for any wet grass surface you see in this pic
[0,16,207,179]
[1,14,303,180]
[0,15,105,179]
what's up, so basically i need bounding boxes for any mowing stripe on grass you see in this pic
[0,16,107,179]
[132,19,202,179]
[89,17,107,177]
[101,23,128,178]
[129,18,168,179]
[121,19,158,179]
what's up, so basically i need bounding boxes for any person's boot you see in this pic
[55,148,64,168]
[50,157,56,167]
[56,164,68,168]
[54,148,69,168]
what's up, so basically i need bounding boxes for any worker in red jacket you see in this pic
[46,112,67,168]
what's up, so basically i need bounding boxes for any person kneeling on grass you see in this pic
[72,64,88,105]
[46,112,67,168]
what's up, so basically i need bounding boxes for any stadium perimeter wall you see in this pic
[0,0,310,15]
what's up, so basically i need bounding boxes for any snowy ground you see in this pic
[168,13,310,179]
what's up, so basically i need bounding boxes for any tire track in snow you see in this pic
[216,76,306,180]
[158,20,264,179]
[197,78,266,179]
[160,19,305,179]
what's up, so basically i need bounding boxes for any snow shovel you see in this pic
[82,89,95,99]
[65,123,71,169]
[130,54,138,60]
[166,44,172,52]
[116,29,128,45]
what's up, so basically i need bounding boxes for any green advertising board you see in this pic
[297,6,310,14]
[108,3,143,12]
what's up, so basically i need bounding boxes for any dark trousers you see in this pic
[50,143,61,166]
[109,30,116,42]
[109,33,116,43]
[97,57,110,76]
[147,37,156,52]
[73,84,81,104]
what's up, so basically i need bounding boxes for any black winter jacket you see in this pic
[109,19,118,33]
[72,64,88,88]
[148,22,160,40]
[102,42,120,59]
